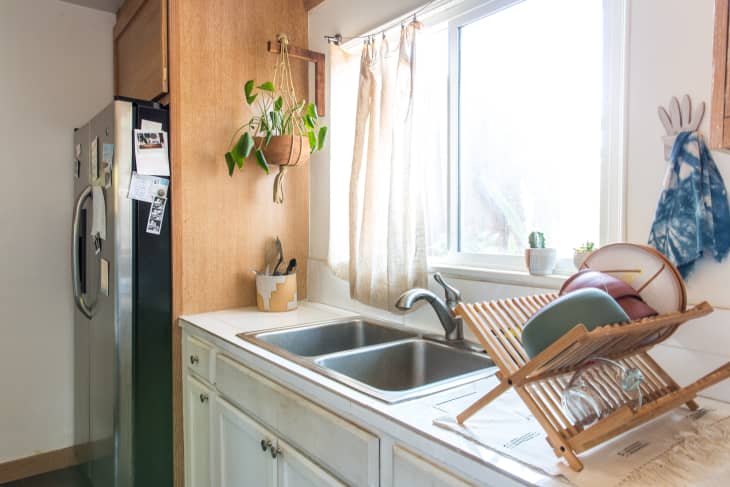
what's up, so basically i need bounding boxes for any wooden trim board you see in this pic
[710,0,729,148]
[0,444,90,484]
[304,0,327,11]
[168,0,309,486]
[168,0,183,485]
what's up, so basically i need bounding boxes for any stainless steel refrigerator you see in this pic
[72,99,172,487]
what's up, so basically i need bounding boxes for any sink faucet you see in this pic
[395,273,464,341]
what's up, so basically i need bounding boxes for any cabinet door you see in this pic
[214,396,276,487]
[393,446,475,487]
[184,375,212,487]
[114,0,168,100]
[277,439,345,487]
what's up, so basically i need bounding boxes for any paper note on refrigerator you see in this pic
[141,119,163,132]
[128,172,169,203]
[134,129,169,176]
[146,196,167,235]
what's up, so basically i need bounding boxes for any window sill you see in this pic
[428,263,568,290]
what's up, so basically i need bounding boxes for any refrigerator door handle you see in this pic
[72,185,95,319]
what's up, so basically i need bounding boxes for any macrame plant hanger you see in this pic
[267,34,325,204]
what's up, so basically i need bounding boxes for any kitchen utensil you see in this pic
[264,238,280,276]
[284,258,297,275]
[520,288,629,359]
[272,237,284,275]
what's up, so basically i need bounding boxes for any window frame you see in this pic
[426,0,628,279]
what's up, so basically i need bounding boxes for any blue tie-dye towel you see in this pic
[649,131,730,278]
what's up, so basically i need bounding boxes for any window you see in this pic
[425,0,626,275]
[326,0,626,279]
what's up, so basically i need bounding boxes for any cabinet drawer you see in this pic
[393,445,475,487]
[216,354,379,487]
[185,335,213,382]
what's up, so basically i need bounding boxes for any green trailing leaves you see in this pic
[233,132,254,163]
[255,149,270,174]
[317,126,328,151]
[307,131,317,153]
[306,103,318,121]
[257,81,275,92]
[244,80,257,105]
[225,152,236,176]
[226,79,328,179]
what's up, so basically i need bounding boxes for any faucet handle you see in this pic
[433,273,461,310]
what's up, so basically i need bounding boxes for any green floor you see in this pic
[1,467,90,487]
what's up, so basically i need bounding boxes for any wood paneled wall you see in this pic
[169,0,309,484]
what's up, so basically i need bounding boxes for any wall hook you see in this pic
[658,94,706,160]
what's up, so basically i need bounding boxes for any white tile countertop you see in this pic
[180,301,558,486]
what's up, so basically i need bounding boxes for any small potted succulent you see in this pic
[573,241,596,270]
[525,231,558,276]
[224,80,327,203]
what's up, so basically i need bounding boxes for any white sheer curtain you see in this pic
[328,22,427,310]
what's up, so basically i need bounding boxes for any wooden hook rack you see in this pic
[267,40,326,116]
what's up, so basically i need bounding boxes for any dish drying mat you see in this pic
[433,389,730,486]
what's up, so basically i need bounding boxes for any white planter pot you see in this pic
[573,250,594,270]
[525,248,558,276]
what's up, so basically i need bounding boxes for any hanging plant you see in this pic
[224,35,327,203]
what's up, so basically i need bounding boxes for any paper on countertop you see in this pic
[433,390,730,486]
[128,172,169,203]
[141,119,163,132]
[134,129,169,176]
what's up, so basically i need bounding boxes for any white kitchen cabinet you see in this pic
[213,395,345,487]
[184,375,212,487]
[216,354,379,486]
[215,395,277,487]
[393,445,476,487]
[181,328,492,487]
[277,438,345,487]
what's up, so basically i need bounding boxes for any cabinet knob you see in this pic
[260,439,272,452]
[199,393,208,403]
[270,446,282,459]
[190,354,199,365]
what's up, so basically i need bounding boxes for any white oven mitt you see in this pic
[91,185,107,241]
[657,95,705,160]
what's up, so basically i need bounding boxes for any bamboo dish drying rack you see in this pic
[454,294,730,472]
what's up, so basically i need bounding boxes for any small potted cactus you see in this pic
[525,231,558,276]
[573,241,596,270]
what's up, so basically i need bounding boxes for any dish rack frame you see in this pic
[454,294,728,472]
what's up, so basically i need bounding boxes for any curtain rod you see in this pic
[323,0,448,46]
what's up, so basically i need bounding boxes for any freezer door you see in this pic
[87,102,119,487]
[72,123,91,454]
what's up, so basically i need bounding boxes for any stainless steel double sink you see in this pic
[239,319,497,403]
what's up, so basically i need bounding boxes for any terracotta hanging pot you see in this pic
[255,135,310,204]
[255,135,310,167]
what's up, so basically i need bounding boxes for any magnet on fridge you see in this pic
[90,137,99,181]
[100,258,109,296]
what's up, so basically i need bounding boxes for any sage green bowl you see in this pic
[521,288,629,359]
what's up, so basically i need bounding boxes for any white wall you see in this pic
[309,0,730,401]
[0,0,114,463]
